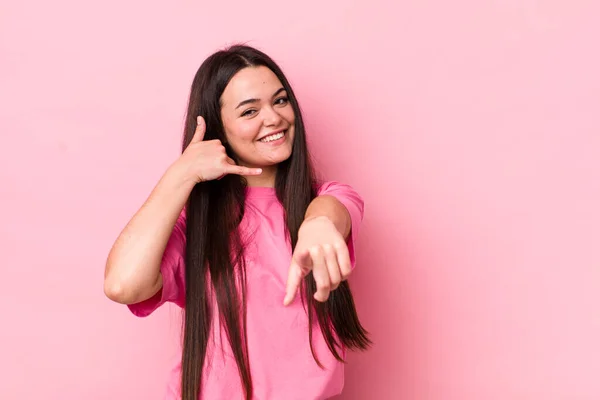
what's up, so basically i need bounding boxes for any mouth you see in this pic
[258,129,287,143]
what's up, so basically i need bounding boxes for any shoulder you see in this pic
[317,181,362,198]
[316,181,364,215]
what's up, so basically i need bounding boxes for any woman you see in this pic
[104,44,370,400]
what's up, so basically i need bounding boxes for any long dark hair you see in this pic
[180,44,370,400]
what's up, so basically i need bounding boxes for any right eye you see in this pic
[241,109,257,117]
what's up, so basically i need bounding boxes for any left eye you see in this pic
[275,97,289,105]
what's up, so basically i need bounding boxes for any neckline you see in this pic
[245,186,277,198]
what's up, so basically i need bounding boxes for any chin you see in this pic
[271,146,293,164]
[250,143,294,167]
[255,152,292,168]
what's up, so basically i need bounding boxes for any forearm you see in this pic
[104,163,195,304]
[304,195,352,239]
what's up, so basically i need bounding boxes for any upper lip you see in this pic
[257,129,286,141]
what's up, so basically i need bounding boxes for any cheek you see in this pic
[283,107,296,124]
[225,121,260,145]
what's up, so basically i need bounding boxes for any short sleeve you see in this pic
[127,210,187,317]
[317,181,364,270]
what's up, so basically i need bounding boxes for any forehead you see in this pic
[221,66,284,105]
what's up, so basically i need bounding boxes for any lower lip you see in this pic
[259,131,287,146]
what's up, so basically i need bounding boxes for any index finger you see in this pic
[283,250,312,306]
[283,260,303,306]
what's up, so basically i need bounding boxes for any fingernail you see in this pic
[197,116,202,125]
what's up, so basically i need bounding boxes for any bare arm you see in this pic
[304,195,352,239]
[103,164,195,305]
[283,193,356,305]
[103,116,262,305]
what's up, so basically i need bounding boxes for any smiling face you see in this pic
[220,66,295,184]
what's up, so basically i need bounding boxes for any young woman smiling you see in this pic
[104,44,370,400]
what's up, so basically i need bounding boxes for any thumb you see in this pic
[191,116,206,143]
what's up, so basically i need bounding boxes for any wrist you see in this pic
[300,216,333,235]
[163,161,198,193]
[303,215,331,224]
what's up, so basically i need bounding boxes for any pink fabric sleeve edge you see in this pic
[126,251,182,317]
[126,211,187,317]
[317,181,365,270]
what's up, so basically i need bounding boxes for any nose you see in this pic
[262,106,283,127]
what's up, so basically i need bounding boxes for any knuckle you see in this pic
[333,241,347,251]
[310,245,324,257]
[322,244,334,255]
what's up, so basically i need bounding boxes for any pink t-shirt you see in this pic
[128,181,364,400]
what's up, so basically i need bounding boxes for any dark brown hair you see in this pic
[180,44,370,400]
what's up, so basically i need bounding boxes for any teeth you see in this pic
[260,131,285,142]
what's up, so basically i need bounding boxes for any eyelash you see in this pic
[241,97,289,117]
[275,97,289,105]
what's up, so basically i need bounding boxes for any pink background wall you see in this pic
[2,1,599,399]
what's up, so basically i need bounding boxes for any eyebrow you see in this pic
[235,87,287,109]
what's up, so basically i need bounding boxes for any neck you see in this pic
[244,165,277,187]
